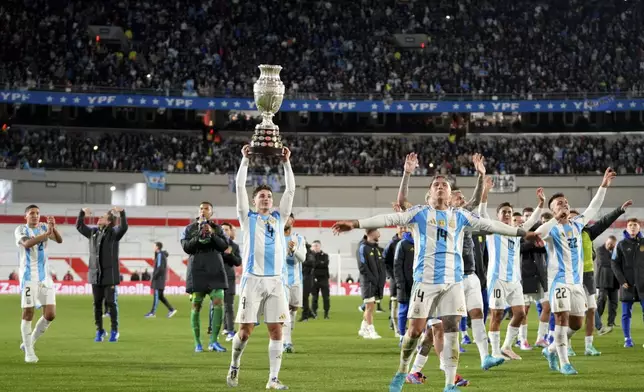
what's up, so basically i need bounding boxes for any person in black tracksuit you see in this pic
[300,243,315,321]
[472,233,489,322]
[520,221,548,343]
[611,218,644,345]
[357,229,383,337]
[383,229,404,333]
[595,236,618,333]
[310,241,331,319]
[394,231,414,336]
[147,242,176,317]
[211,222,242,337]
[76,207,128,342]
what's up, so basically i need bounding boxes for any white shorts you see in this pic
[427,318,442,327]
[408,281,466,319]
[463,274,484,312]
[549,282,587,317]
[21,282,56,309]
[235,275,290,324]
[524,286,545,305]
[488,280,524,310]
[287,284,302,308]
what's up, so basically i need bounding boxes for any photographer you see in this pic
[76,206,128,343]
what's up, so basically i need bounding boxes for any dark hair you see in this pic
[548,193,565,208]
[430,175,450,187]
[512,212,522,217]
[522,207,534,214]
[569,209,580,215]
[496,202,513,213]
[289,213,295,218]
[608,235,617,241]
[25,204,39,213]
[221,222,233,229]
[252,184,273,198]
[312,240,321,245]
[200,201,213,208]
[541,212,554,220]
[107,211,117,227]
[155,242,163,249]
[366,228,378,235]
[451,186,460,192]
[627,217,640,224]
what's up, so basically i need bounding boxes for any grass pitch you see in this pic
[0,295,642,391]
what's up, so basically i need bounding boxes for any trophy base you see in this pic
[249,145,284,156]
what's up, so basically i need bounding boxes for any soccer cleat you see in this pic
[405,372,426,384]
[461,335,472,345]
[501,348,522,360]
[167,309,177,318]
[455,374,470,387]
[584,345,601,356]
[109,331,119,343]
[560,363,578,375]
[598,325,613,335]
[567,347,577,357]
[95,330,106,342]
[283,343,294,353]
[144,312,156,318]
[520,341,533,351]
[358,305,365,312]
[443,385,461,392]
[24,349,38,363]
[459,345,466,353]
[624,338,634,348]
[514,339,521,348]
[226,331,236,342]
[358,327,366,337]
[534,338,549,348]
[195,344,204,353]
[103,312,110,318]
[208,342,227,352]
[481,354,505,370]
[542,348,559,371]
[227,366,239,387]
[266,377,288,390]
[389,372,407,392]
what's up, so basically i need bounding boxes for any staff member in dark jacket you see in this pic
[310,241,331,319]
[595,236,618,335]
[394,231,414,336]
[211,222,242,340]
[611,217,644,348]
[383,228,404,334]
[520,219,548,347]
[145,242,176,318]
[357,229,383,339]
[300,243,316,321]
[76,207,128,343]
[181,201,229,353]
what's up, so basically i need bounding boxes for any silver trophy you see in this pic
[250,64,286,156]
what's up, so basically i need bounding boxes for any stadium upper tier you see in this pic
[1,0,643,97]
[1,128,643,175]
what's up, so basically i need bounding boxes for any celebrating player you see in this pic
[478,178,544,360]
[227,145,295,390]
[16,205,63,363]
[332,171,543,392]
[539,167,615,375]
[283,213,307,353]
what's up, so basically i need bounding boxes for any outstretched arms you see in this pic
[278,148,295,219]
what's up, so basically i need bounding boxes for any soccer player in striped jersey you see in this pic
[539,167,616,375]
[16,205,63,363]
[283,213,307,353]
[227,144,295,390]
[332,174,543,392]
[478,178,545,361]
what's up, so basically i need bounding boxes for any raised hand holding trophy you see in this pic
[250,64,286,156]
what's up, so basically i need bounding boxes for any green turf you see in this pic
[0,295,642,392]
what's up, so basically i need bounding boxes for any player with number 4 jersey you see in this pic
[537,168,616,376]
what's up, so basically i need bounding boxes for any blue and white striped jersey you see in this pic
[479,203,542,284]
[358,205,521,284]
[14,224,52,288]
[285,232,306,286]
[235,156,296,278]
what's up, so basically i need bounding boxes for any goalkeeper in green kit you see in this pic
[181,201,230,352]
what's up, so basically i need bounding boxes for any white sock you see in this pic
[489,331,501,357]
[439,351,445,371]
[585,335,593,349]
[471,318,489,361]
[502,325,520,351]
[391,300,399,334]
[268,339,283,380]
[289,310,297,330]
[410,353,429,374]
[282,322,292,345]
[519,324,528,343]
[461,330,469,339]
[554,325,570,365]
[360,320,367,331]
[567,327,576,340]
[537,321,549,340]
[230,334,248,367]
[31,317,51,345]
[397,334,420,373]
[442,332,459,387]
[21,319,32,350]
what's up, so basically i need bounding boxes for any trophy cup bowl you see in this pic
[250,64,286,156]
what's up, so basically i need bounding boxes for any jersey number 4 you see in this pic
[414,289,425,302]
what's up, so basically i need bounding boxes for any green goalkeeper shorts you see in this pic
[191,289,225,304]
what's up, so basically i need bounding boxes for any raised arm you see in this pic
[463,153,486,211]
[477,175,494,218]
[76,208,94,239]
[585,201,630,241]
[521,188,546,230]
[397,153,418,208]
[577,168,616,225]
[534,216,561,240]
[358,208,420,230]
[235,150,251,223]
[112,207,128,241]
[278,148,295,218]
[47,217,63,243]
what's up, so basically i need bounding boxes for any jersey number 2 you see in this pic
[555,287,567,299]
[37,242,44,251]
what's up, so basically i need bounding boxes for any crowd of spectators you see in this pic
[1,127,643,176]
[1,0,643,97]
